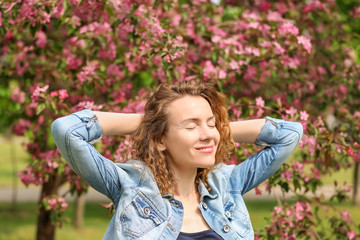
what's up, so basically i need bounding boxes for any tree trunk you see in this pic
[74,194,85,229]
[353,162,359,205]
[36,174,63,240]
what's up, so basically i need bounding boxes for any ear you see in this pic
[157,137,167,152]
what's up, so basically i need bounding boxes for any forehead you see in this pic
[166,95,214,123]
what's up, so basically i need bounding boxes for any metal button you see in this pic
[144,207,150,215]
[223,225,230,232]
[225,211,231,218]
[202,202,208,210]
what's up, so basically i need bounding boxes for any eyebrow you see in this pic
[179,116,216,125]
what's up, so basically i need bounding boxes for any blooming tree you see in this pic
[1,0,360,239]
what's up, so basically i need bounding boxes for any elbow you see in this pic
[295,122,304,143]
[289,122,303,147]
[51,117,68,145]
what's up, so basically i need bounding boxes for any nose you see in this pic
[199,124,215,141]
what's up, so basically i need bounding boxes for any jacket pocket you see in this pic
[224,200,251,238]
[120,191,165,238]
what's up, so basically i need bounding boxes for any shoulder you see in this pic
[206,163,237,193]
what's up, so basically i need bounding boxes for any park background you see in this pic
[1,0,360,239]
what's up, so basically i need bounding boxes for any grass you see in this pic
[0,202,110,240]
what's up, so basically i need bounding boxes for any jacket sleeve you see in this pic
[51,109,122,202]
[227,117,303,195]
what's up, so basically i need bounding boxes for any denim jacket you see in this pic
[51,109,303,240]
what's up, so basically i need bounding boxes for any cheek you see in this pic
[214,130,221,143]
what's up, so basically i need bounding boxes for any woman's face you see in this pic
[160,95,220,172]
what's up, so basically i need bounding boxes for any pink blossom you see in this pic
[351,6,360,18]
[218,69,227,79]
[255,187,262,195]
[273,42,286,55]
[228,156,237,164]
[212,35,222,43]
[347,230,356,240]
[50,91,58,97]
[300,110,309,121]
[297,36,312,53]
[281,56,300,69]
[341,210,353,224]
[66,54,83,70]
[18,167,44,186]
[281,170,293,181]
[274,206,283,214]
[107,64,124,81]
[244,66,257,81]
[171,14,182,26]
[242,10,261,21]
[267,11,284,22]
[122,99,146,113]
[16,61,30,76]
[185,23,195,37]
[35,31,47,48]
[299,136,317,156]
[286,107,297,117]
[80,22,111,35]
[58,89,68,100]
[203,61,216,80]
[338,84,347,95]
[13,119,32,136]
[255,97,265,108]
[306,81,315,92]
[229,60,239,70]
[11,87,26,104]
[312,168,320,179]
[52,3,65,18]
[98,40,116,60]
[304,0,325,14]
[278,23,299,36]
[126,61,137,72]
[77,65,97,84]
[353,153,360,163]
[260,41,272,48]
[248,21,259,29]
[48,198,57,207]
[72,101,103,112]
[291,161,303,173]
[31,85,49,102]
[258,0,271,12]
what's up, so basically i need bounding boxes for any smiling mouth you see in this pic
[195,146,214,153]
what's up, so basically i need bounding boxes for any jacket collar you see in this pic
[198,179,218,201]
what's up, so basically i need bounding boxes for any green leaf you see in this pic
[161,58,171,73]
[164,2,170,12]
[153,0,162,8]
[37,103,46,115]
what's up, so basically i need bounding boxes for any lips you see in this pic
[195,146,214,153]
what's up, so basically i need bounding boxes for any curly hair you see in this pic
[132,81,234,196]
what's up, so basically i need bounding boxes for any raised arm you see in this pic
[223,117,303,195]
[51,109,143,201]
[93,111,143,136]
[230,119,266,143]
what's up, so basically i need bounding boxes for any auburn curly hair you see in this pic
[132,81,234,196]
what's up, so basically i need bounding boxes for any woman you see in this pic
[51,81,303,239]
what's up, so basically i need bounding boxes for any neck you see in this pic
[172,168,198,199]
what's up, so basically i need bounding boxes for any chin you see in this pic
[197,160,216,169]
